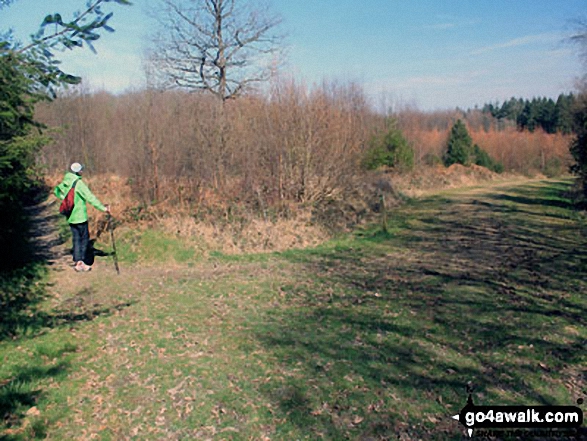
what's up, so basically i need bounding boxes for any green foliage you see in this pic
[570,93,587,198]
[472,144,504,173]
[363,122,414,171]
[444,121,503,172]
[0,0,131,271]
[542,157,564,178]
[27,0,132,58]
[482,94,576,134]
[443,119,473,166]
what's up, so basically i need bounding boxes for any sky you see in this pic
[1,0,585,111]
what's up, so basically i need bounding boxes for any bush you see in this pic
[363,123,414,172]
[422,153,442,167]
[473,144,504,173]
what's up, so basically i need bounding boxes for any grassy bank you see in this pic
[1,179,586,440]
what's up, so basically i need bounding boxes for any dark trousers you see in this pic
[70,222,90,264]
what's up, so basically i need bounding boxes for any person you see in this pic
[54,162,110,272]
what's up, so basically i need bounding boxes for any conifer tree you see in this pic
[443,119,473,166]
[569,20,587,199]
[0,0,131,267]
[570,92,587,199]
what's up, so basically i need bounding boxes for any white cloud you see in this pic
[418,17,480,32]
[421,23,456,31]
[372,70,487,91]
[471,32,564,55]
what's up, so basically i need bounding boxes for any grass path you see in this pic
[1,179,586,440]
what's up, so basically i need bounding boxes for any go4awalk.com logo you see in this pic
[451,394,584,438]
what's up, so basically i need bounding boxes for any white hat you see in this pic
[70,162,83,173]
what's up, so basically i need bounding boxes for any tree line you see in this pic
[35,85,573,202]
[481,94,576,134]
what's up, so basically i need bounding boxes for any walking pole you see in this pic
[107,214,120,275]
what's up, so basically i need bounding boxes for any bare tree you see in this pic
[570,18,587,65]
[150,0,284,102]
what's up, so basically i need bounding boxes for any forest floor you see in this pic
[1,177,586,440]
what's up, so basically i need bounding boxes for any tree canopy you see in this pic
[150,0,284,101]
[482,94,576,134]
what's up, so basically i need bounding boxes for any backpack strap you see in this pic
[70,178,79,193]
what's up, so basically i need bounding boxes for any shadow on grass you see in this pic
[0,191,135,440]
[1,187,61,341]
[487,180,576,211]
[0,362,70,440]
[256,180,587,440]
[0,190,134,340]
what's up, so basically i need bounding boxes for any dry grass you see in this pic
[388,164,533,197]
[47,165,550,256]
[47,173,332,255]
[159,211,330,254]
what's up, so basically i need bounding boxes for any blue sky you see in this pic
[1,0,585,110]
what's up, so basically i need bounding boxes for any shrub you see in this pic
[422,152,442,167]
[543,157,563,178]
[363,123,414,172]
[473,144,504,173]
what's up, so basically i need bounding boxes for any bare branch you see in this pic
[149,0,285,101]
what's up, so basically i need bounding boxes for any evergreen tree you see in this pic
[537,98,557,133]
[554,93,575,134]
[481,94,576,134]
[500,97,525,122]
[0,0,131,267]
[570,92,587,199]
[518,100,538,132]
[364,121,414,172]
[569,20,587,199]
[443,120,474,166]
[472,144,504,173]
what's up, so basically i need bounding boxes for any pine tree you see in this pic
[554,93,575,134]
[443,120,474,166]
[570,92,587,199]
[518,100,538,132]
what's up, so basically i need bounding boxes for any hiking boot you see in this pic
[74,261,92,272]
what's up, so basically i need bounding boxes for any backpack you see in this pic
[59,179,79,218]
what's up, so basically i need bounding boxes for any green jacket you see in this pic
[54,172,107,224]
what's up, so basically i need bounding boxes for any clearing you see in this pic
[1,178,586,440]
